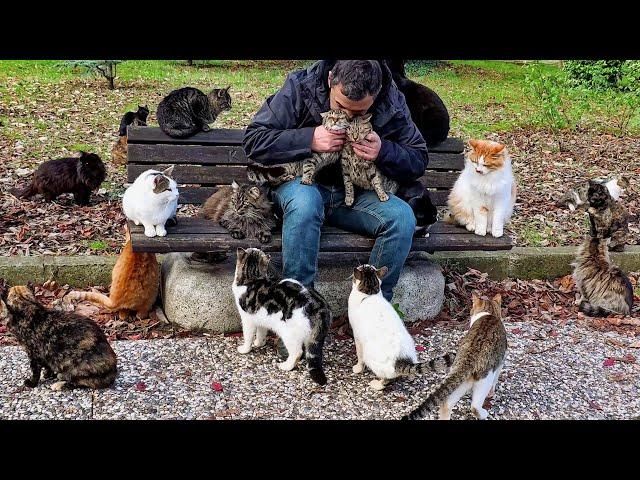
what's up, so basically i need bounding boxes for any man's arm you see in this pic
[375,102,428,182]
[242,74,316,165]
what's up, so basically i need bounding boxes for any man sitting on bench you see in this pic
[242,60,428,302]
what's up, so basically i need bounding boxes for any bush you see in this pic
[564,60,640,92]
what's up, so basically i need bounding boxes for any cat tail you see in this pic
[161,125,200,138]
[67,290,117,310]
[305,308,331,386]
[10,183,36,199]
[402,368,468,420]
[395,352,456,377]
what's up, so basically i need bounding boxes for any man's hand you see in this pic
[311,125,345,153]
[352,131,381,162]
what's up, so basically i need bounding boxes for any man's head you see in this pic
[328,60,383,119]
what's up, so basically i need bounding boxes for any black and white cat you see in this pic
[232,248,332,386]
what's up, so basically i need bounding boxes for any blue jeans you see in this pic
[271,177,416,301]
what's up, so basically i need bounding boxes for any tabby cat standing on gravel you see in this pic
[11,151,106,206]
[111,105,149,165]
[447,139,516,238]
[403,293,507,420]
[66,225,160,320]
[348,265,454,391]
[0,283,118,391]
[341,113,398,205]
[122,166,179,237]
[232,248,332,386]
[556,176,629,212]
[156,86,231,138]
[572,214,634,317]
[200,181,276,243]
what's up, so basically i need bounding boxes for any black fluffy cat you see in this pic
[396,180,438,237]
[12,151,106,205]
[156,86,232,138]
[386,59,450,146]
[118,105,149,136]
[0,282,118,390]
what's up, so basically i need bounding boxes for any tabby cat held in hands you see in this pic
[447,140,516,238]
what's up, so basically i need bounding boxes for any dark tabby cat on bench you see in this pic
[112,105,149,165]
[157,86,231,138]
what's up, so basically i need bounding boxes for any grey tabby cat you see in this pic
[403,293,507,420]
[157,86,231,138]
[572,225,634,317]
[245,109,350,187]
[556,176,629,212]
[341,114,398,206]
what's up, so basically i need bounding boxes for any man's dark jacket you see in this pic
[242,60,429,187]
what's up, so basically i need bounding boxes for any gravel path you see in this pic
[1,318,639,420]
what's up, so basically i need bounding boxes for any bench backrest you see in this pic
[126,126,465,205]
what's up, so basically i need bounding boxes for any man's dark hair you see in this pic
[329,60,383,101]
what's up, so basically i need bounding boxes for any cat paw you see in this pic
[201,124,211,132]
[252,338,267,348]
[379,193,390,202]
[134,220,140,226]
[369,379,387,391]
[352,364,364,374]
[155,226,167,237]
[50,381,68,392]
[471,406,489,420]
[491,228,504,238]
[345,198,354,207]
[237,345,252,355]
[230,230,245,239]
[474,227,487,236]
[278,360,296,372]
[23,378,38,388]
[465,223,475,232]
[300,178,313,186]
[143,227,157,237]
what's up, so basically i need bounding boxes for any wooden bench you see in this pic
[126,126,514,253]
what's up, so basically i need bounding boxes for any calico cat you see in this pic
[232,247,332,386]
[200,181,276,243]
[0,284,118,390]
[403,293,507,420]
[300,109,350,185]
[447,139,516,238]
[396,180,438,237]
[348,264,454,391]
[111,105,150,165]
[587,180,630,252]
[122,166,179,237]
[66,226,159,320]
[11,151,106,205]
[572,233,634,317]
[157,86,231,138]
[557,176,630,211]
[341,114,398,206]
[245,110,350,188]
[386,59,450,146]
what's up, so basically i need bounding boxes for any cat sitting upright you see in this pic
[111,105,149,166]
[11,151,106,205]
[447,139,517,238]
[232,248,332,386]
[156,86,231,138]
[0,284,118,391]
[586,179,630,252]
[348,265,454,391]
[122,166,179,237]
[66,225,160,320]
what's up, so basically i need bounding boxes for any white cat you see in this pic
[122,166,179,238]
[447,139,517,238]
[348,264,453,391]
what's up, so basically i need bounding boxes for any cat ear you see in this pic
[376,266,389,279]
[492,143,506,154]
[236,247,246,259]
[231,181,240,190]
[320,111,328,118]
[161,165,175,177]
[471,292,481,306]
[353,266,362,281]
[0,298,7,319]
[249,186,261,199]
[469,139,479,150]
[492,293,502,307]
[225,85,231,92]
[360,113,372,123]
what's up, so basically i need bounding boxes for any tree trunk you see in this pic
[107,63,115,90]
[187,60,193,66]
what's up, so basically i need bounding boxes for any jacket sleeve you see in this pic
[242,74,316,165]
[375,102,429,183]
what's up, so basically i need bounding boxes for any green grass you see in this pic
[89,240,107,251]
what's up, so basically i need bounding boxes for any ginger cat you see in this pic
[67,226,160,319]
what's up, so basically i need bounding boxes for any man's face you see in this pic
[328,76,374,120]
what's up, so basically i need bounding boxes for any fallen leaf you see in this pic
[603,358,616,367]
[588,400,603,411]
[511,328,523,335]
[211,382,223,392]
[415,345,426,352]
[135,381,147,392]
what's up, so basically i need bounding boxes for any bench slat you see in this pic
[128,143,464,170]
[127,127,464,153]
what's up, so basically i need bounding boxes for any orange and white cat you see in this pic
[67,225,160,319]
[447,139,516,238]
